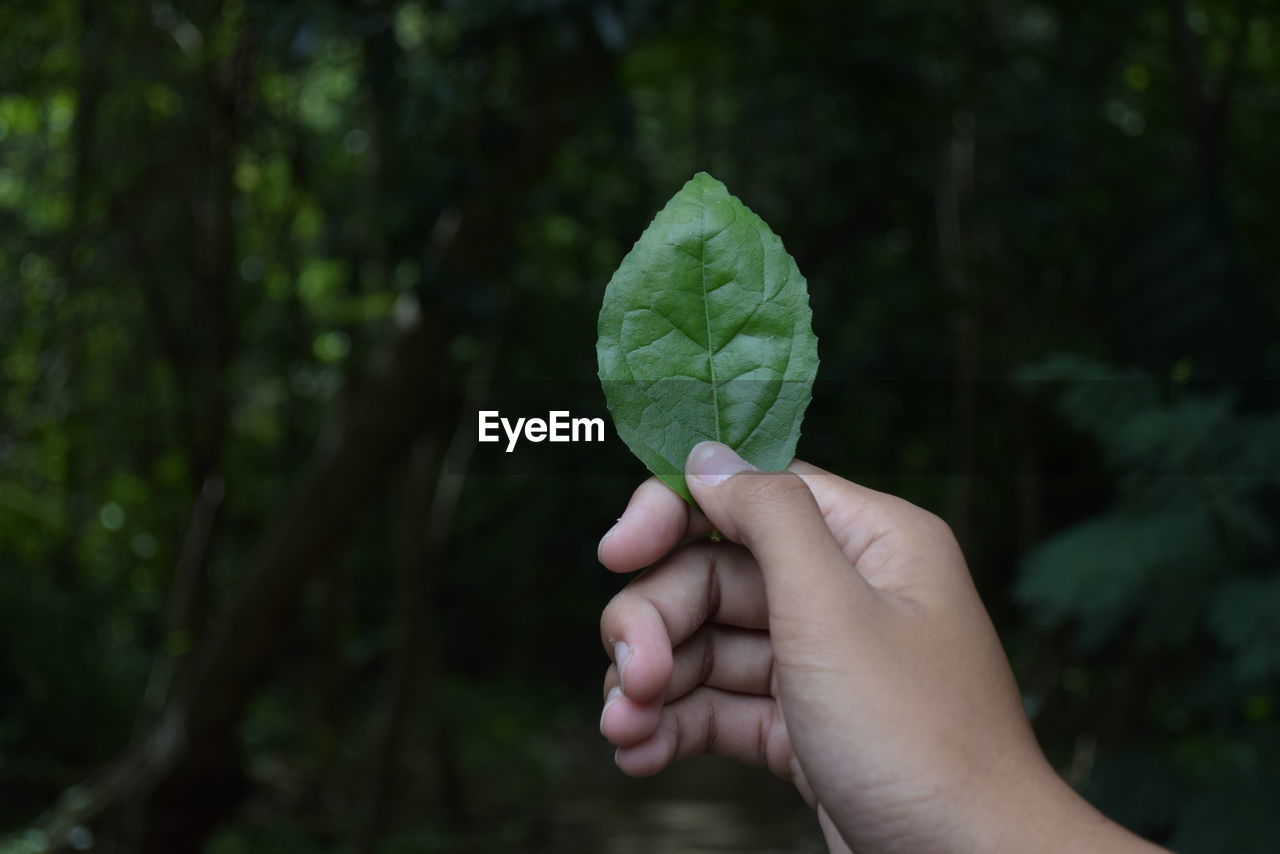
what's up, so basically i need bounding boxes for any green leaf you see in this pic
[597,172,819,503]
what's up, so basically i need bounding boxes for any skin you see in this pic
[598,441,1169,854]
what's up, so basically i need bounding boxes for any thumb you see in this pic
[685,442,876,630]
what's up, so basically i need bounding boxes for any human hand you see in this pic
[598,442,1165,854]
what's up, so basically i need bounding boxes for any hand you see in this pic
[598,442,1166,854]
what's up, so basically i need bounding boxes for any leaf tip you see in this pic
[687,170,725,190]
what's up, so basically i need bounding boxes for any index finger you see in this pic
[598,477,712,573]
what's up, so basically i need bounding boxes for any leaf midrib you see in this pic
[699,181,721,443]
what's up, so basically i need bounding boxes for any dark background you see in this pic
[2,1,1279,852]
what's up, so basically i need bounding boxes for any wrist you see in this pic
[980,760,1165,854]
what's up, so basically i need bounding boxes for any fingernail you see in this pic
[688,441,756,487]
[599,685,623,733]
[615,641,632,689]
[597,518,622,563]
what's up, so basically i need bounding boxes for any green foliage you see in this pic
[1210,576,1280,682]
[1017,354,1280,852]
[597,173,818,502]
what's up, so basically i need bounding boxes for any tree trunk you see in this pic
[43,313,452,853]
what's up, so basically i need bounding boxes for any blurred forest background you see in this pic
[2,0,1279,852]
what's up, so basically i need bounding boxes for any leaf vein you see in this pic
[700,183,722,443]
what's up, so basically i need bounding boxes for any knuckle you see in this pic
[879,494,957,546]
[599,589,631,639]
[703,697,720,754]
[696,627,716,686]
[912,507,957,544]
[666,540,717,572]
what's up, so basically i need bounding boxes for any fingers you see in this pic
[600,541,767,702]
[669,625,774,698]
[598,677,662,747]
[601,625,774,747]
[598,477,712,574]
[602,626,773,702]
[613,687,791,780]
[685,442,877,633]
